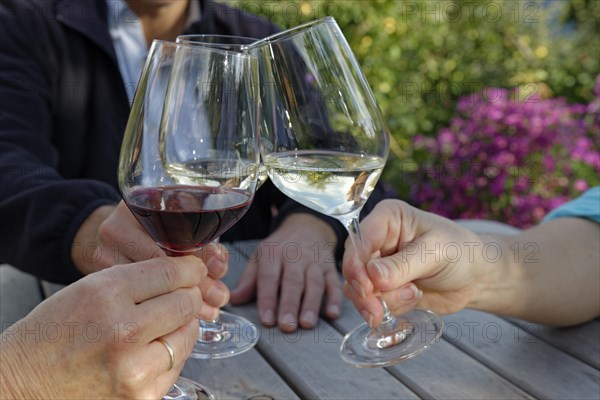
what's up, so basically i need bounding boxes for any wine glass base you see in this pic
[163,377,215,400]
[340,309,443,368]
[190,311,259,359]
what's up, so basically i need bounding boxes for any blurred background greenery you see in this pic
[224,0,599,220]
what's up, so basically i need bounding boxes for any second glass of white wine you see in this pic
[176,34,270,190]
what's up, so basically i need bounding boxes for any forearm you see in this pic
[0,148,119,283]
[0,179,118,282]
[469,218,600,326]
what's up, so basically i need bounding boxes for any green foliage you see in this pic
[226,0,599,199]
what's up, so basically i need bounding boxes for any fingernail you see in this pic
[399,284,420,301]
[361,310,373,328]
[327,304,341,318]
[351,280,366,298]
[370,260,389,280]
[261,309,275,326]
[281,313,297,330]
[301,311,317,326]
[206,286,226,306]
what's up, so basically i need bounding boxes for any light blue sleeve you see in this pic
[543,186,600,224]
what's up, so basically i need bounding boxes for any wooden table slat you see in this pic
[506,317,600,369]
[226,302,420,400]
[443,309,600,399]
[181,346,300,399]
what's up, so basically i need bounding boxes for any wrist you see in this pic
[282,213,338,245]
[466,233,522,315]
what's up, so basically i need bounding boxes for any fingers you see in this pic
[297,263,343,327]
[343,281,383,326]
[150,319,198,390]
[255,250,283,327]
[365,233,441,291]
[344,281,421,327]
[343,200,418,296]
[135,287,203,342]
[249,241,340,331]
[381,284,422,316]
[107,312,198,399]
[322,268,343,320]
[194,242,229,279]
[229,260,258,305]
[297,264,325,329]
[98,201,165,263]
[119,256,207,304]
[341,254,373,301]
[197,276,229,321]
[276,259,305,332]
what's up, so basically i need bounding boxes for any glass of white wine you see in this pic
[246,17,443,367]
[176,34,270,190]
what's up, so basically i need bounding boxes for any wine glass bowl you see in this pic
[246,17,443,368]
[125,184,253,256]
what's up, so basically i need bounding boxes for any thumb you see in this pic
[366,236,438,291]
[230,260,258,304]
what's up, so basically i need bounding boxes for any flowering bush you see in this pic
[409,76,600,228]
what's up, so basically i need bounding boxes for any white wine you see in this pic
[167,159,260,191]
[264,150,385,217]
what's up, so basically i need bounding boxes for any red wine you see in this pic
[125,186,252,255]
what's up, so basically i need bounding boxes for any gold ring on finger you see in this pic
[156,337,175,371]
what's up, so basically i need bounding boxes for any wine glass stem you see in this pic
[342,216,395,324]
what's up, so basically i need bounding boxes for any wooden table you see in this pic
[2,240,599,399]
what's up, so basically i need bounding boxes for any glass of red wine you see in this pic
[119,40,225,400]
[119,40,260,394]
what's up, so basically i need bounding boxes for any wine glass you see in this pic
[176,34,269,189]
[118,40,218,400]
[119,40,260,398]
[247,17,443,367]
[157,36,261,360]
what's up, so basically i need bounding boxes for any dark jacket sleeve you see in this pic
[0,2,120,283]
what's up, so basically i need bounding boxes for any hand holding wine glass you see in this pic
[247,17,443,367]
[0,256,209,400]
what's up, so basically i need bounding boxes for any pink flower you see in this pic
[409,78,600,228]
[574,179,589,192]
